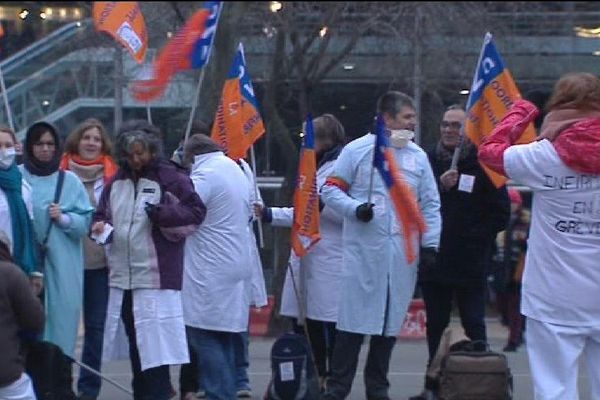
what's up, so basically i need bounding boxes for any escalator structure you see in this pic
[0,19,195,139]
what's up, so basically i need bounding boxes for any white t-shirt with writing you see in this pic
[505,139,600,326]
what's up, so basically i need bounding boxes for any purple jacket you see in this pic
[95,160,206,290]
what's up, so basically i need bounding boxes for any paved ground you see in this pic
[80,318,592,399]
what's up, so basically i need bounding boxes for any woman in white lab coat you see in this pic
[256,114,346,384]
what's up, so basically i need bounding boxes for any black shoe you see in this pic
[77,395,97,400]
[503,342,519,352]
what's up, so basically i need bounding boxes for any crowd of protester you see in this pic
[2,71,600,400]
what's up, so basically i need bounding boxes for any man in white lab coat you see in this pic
[321,91,441,400]
[181,134,253,400]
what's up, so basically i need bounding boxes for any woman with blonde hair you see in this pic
[60,118,117,400]
[479,72,600,400]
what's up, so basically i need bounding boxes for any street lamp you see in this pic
[269,2,282,13]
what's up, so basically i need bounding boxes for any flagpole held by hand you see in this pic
[368,156,375,204]
[250,145,265,249]
[450,123,465,171]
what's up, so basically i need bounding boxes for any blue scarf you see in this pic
[0,162,38,274]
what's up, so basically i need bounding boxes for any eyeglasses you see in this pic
[440,121,462,130]
[33,141,56,148]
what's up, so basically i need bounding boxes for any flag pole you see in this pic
[367,116,381,204]
[368,157,375,204]
[183,68,207,147]
[450,124,465,170]
[250,145,265,248]
[0,63,14,132]
[146,103,153,124]
[145,53,155,124]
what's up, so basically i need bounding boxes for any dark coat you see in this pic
[0,261,45,386]
[420,145,510,287]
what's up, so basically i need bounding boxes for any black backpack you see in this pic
[265,332,320,400]
[25,340,76,400]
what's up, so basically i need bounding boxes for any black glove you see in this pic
[144,202,160,222]
[418,247,438,273]
[355,202,374,222]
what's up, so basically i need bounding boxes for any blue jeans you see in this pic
[233,331,250,391]
[77,268,109,398]
[186,327,236,400]
[122,290,172,400]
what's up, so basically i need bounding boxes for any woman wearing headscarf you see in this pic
[21,121,94,398]
[60,118,117,400]
[0,126,41,293]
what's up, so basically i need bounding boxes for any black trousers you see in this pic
[292,318,337,379]
[179,340,199,395]
[420,282,487,365]
[321,330,396,400]
[121,290,172,400]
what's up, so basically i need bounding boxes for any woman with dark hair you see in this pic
[256,113,347,387]
[93,124,206,400]
[479,72,600,399]
[60,118,117,400]
[0,126,41,293]
[20,121,94,398]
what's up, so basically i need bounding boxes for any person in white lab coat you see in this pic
[182,134,253,400]
[256,114,345,387]
[320,92,441,400]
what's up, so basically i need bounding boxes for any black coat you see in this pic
[420,145,510,287]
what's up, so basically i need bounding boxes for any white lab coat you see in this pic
[277,159,344,322]
[239,159,268,308]
[182,152,252,332]
[321,134,441,336]
[102,288,189,371]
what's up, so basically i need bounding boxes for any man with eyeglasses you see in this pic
[409,105,510,400]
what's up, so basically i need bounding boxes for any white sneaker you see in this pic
[236,389,252,398]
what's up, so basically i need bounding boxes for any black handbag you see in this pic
[36,170,65,272]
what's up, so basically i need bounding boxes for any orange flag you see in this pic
[93,2,147,64]
[465,32,536,187]
[211,43,265,160]
[291,115,321,257]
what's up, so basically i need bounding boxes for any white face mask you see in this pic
[389,129,415,148]
[0,147,16,169]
